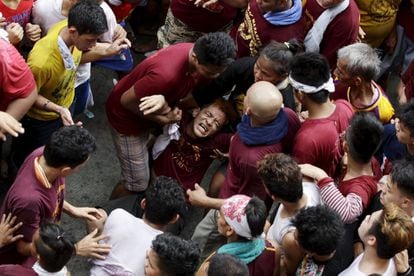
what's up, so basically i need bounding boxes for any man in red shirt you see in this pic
[106,32,236,199]
[290,52,354,178]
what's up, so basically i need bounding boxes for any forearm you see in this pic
[80,43,113,64]
[319,178,363,223]
[5,88,38,120]
[63,200,76,216]
[33,94,63,114]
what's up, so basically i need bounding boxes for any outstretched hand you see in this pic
[75,229,111,260]
[0,111,24,141]
[187,183,208,207]
[0,213,23,248]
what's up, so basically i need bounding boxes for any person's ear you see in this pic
[169,213,180,225]
[366,235,376,247]
[140,198,147,210]
[245,106,252,116]
[191,52,199,65]
[343,139,349,153]
[226,226,235,238]
[67,26,78,35]
[60,166,73,177]
[354,76,363,87]
[400,197,412,210]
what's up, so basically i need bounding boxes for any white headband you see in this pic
[289,74,335,93]
[221,195,252,240]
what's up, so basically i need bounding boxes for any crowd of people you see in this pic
[0,0,414,275]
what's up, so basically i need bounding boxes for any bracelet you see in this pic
[398,266,412,276]
[43,100,50,110]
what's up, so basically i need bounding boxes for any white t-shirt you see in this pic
[90,209,163,276]
[32,0,66,34]
[32,262,68,276]
[267,182,321,244]
[339,253,397,276]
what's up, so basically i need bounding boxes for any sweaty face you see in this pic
[192,105,227,138]
[144,248,161,276]
[73,32,100,52]
[358,209,382,241]
[395,118,414,145]
[334,58,353,84]
[254,56,284,84]
[380,175,405,206]
[256,0,278,13]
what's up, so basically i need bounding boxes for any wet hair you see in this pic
[260,39,303,76]
[368,203,414,259]
[290,52,331,103]
[208,254,248,276]
[396,99,414,137]
[390,158,414,199]
[68,1,108,35]
[151,233,200,276]
[206,98,238,124]
[257,153,303,203]
[337,43,380,82]
[44,126,96,168]
[292,205,344,256]
[245,197,267,238]
[144,176,186,225]
[345,112,383,164]
[193,32,236,67]
[35,221,75,273]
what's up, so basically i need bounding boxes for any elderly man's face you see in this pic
[334,58,353,84]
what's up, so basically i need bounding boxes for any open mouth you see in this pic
[198,123,208,134]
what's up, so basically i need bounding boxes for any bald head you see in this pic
[245,81,283,123]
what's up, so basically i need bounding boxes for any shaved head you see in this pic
[245,81,283,123]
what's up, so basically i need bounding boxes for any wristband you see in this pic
[43,100,50,110]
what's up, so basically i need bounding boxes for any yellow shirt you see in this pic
[27,20,82,121]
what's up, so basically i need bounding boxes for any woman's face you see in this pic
[253,56,285,84]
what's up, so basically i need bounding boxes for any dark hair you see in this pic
[260,39,303,76]
[290,52,331,103]
[208,98,238,124]
[152,233,200,276]
[68,1,108,35]
[144,176,186,225]
[193,32,236,67]
[208,254,248,276]
[35,221,75,273]
[391,158,414,199]
[396,99,414,137]
[257,153,303,202]
[43,126,96,168]
[292,205,344,256]
[368,203,414,259]
[245,197,267,237]
[346,112,383,163]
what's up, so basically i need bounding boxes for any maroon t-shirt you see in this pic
[293,100,354,177]
[106,43,204,136]
[303,0,359,70]
[0,265,37,276]
[339,175,378,210]
[402,59,414,101]
[153,113,232,192]
[230,0,305,58]
[171,0,238,33]
[0,147,65,266]
[248,241,276,276]
[219,108,300,200]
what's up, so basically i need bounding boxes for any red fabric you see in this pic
[338,175,377,210]
[303,0,359,70]
[0,39,36,111]
[397,0,414,41]
[0,0,33,26]
[219,108,300,200]
[107,2,138,22]
[248,241,276,276]
[293,100,354,177]
[317,177,333,189]
[402,59,414,102]
[230,0,305,58]
[106,43,205,136]
[0,265,37,275]
[153,113,232,193]
[171,0,238,33]
[0,147,65,266]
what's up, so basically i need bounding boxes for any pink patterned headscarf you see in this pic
[221,195,252,239]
